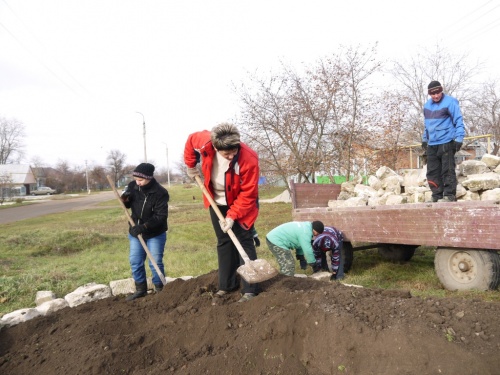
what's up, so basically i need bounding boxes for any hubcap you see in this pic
[449,252,476,283]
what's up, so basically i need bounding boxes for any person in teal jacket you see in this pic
[266,221,325,276]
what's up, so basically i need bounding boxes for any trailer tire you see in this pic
[434,248,500,291]
[378,244,417,263]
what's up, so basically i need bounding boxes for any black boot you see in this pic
[154,283,163,293]
[126,282,148,301]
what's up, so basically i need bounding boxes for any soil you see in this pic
[1,271,500,375]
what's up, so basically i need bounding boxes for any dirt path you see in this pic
[1,271,499,374]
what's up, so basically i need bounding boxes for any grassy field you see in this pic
[1,183,499,315]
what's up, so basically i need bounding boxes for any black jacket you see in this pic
[124,178,169,239]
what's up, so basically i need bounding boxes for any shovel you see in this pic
[106,175,167,286]
[194,175,278,284]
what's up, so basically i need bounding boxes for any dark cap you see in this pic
[312,220,324,234]
[428,81,443,95]
[133,163,155,180]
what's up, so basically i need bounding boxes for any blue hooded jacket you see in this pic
[422,94,465,146]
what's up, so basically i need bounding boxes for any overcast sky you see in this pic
[1,0,499,172]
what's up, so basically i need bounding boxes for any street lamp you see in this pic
[164,143,171,187]
[85,160,90,194]
[136,112,147,162]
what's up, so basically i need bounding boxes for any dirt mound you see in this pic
[1,271,500,374]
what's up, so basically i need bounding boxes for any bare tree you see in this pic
[464,80,500,155]
[0,116,26,164]
[107,150,127,187]
[388,44,483,143]
[368,91,417,171]
[89,165,108,190]
[237,44,382,185]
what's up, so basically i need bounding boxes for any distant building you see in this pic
[0,164,37,197]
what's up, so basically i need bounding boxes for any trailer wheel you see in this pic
[378,244,417,263]
[434,248,500,291]
[342,242,353,273]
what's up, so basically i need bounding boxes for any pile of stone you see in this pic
[329,153,500,208]
[0,276,192,328]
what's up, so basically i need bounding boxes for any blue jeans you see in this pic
[128,232,166,285]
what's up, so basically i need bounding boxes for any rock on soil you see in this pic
[1,271,500,375]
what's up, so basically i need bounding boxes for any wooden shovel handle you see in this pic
[194,175,251,263]
[106,175,167,286]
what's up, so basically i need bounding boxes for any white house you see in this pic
[0,164,37,197]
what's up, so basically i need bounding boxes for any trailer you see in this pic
[290,181,500,291]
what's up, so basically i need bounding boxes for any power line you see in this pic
[442,1,500,49]
[1,0,90,96]
[440,0,495,33]
[0,21,80,95]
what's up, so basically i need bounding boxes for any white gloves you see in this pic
[186,167,200,179]
[219,218,234,233]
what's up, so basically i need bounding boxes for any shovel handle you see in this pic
[194,175,251,264]
[106,175,167,286]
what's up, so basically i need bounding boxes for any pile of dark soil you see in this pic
[1,271,500,374]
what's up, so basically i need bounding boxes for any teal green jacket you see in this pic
[266,221,315,263]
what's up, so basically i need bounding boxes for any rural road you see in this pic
[0,191,116,225]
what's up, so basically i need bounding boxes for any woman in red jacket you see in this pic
[184,123,260,302]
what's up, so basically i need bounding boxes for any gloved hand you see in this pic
[253,235,260,247]
[219,218,234,233]
[120,187,131,202]
[296,254,308,270]
[121,192,130,202]
[312,262,322,273]
[129,224,146,237]
[453,141,462,153]
[421,141,428,151]
[186,167,200,179]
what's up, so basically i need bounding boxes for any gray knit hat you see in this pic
[211,123,240,151]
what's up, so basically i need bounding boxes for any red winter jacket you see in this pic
[184,130,260,230]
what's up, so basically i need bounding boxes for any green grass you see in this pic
[1,183,499,315]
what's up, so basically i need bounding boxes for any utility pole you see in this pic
[163,142,171,187]
[136,112,147,162]
[85,160,90,194]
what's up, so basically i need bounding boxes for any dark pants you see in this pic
[426,141,457,201]
[209,206,259,294]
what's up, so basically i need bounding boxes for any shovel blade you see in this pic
[237,259,279,284]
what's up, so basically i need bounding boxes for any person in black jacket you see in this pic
[121,163,169,301]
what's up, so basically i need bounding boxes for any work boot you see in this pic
[437,196,455,202]
[238,293,256,303]
[154,283,163,293]
[126,282,148,301]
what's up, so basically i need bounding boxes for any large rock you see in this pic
[480,188,500,202]
[376,166,398,180]
[354,184,378,200]
[459,160,488,176]
[0,308,41,327]
[35,290,56,306]
[368,175,382,190]
[37,298,69,316]
[382,175,402,195]
[461,172,500,192]
[64,283,112,308]
[481,154,500,169]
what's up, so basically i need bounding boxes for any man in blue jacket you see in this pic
[422,81,465,202]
